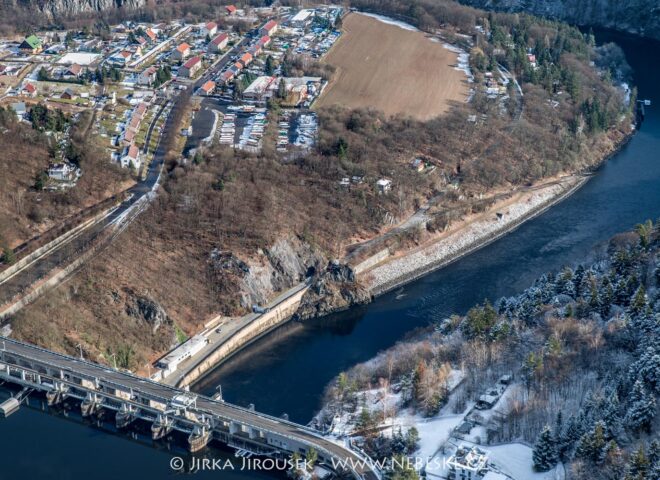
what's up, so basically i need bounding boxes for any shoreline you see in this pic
[359,128,634,298]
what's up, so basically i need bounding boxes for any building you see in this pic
[260,20,278,37]
[19,35,43,54]
[225,5,237,15]
[66,63,83,78]
[410,158,425,172]
[220,70,235,84]
[60,88,77,100]
[173,42,191,61]
[179,56,202,78]
[47,162,80,182]
[238,52,253,68]
[376,178,392,193]
[22,83,37,97]
[156,335,208,374]
[242,75,275,101]
[202,22,218,37]
[145,28,157,42]
[138,66,158,86]
[257,35,271,48]
[198,80,216,96]
[447,445,489,480]
[208,33,229,53]
[291,9,313,27]
[120,144,141,170]
[110,50,132,66]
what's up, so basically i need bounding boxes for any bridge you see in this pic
[0,337,380,480]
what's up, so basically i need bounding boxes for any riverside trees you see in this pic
[324,220,660,478]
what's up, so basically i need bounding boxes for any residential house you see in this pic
[179,56,202,78]
[60,88,77,100]
[208,33,229,53]
[138,66,158,86]
[173,42,191,61]
[110,50,132,66]
[202,22,218,37]
[120,144,141,170]
[145,28,157,42]
[220,70,235,84]
[122,127,136,146]
[257,35,271,48]
[22,83,37,97]
[260,20,278,37]
[198,80,216,96]
[238,52,253,68]
[447,445,489,480]
[66,63,83,78]
[19,35,43,54]
[225,5,237,15]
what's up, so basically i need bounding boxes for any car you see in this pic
[215,327,222,334]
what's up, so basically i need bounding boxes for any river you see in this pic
[0,29,658,480]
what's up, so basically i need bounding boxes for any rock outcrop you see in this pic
[125,292,171,333]
[458,0,660,41]
[4,0,145,20]
[294,261,372,321]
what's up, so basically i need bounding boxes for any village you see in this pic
[0,4,343,188]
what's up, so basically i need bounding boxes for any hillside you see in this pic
[0,107,130,251]
[458,0,660,40]
[6,1,634,369]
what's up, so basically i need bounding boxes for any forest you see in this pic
[321,221,660,479]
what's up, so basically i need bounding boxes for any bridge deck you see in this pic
[0,337,378,480]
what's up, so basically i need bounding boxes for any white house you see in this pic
[202,21,218,37]
[120,144,141,171]
[137,66,158,86]
[208,33,229,53]
[447,444,489,480]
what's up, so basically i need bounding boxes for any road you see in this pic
[161,282,310,387]
[0,336,380,480]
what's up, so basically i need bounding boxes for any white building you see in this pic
[291,9,313,27]
[156,335,208,375]
[376,178,392,193]
[120,144,141,171]
[447,445,489,480]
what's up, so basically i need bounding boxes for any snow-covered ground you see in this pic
[359,12,420,32]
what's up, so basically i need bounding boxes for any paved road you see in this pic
[162,282,310,387]
[0,336,379,480]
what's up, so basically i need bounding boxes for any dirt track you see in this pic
[315,13,468,120]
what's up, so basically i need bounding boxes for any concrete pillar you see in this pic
[229,421,240,434]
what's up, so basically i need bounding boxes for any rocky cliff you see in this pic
[459,0,660,40]
[4,0,146,20]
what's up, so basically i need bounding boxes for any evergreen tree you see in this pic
[627,445,649,478]
[625,380,656,434]
[533,425,558,471]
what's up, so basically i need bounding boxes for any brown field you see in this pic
[315,13,468,120]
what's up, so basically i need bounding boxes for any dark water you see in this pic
[0,29,658,480]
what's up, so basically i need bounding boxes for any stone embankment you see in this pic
[360,176,587,296]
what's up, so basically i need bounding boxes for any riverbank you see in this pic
[357,128,635,297]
